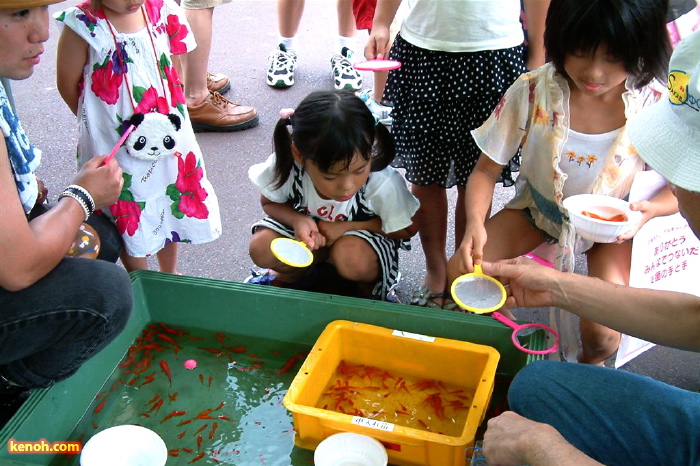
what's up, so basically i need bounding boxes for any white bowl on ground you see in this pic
[80,425,167,466]
[314,432,388,466]
[563,194,642,243]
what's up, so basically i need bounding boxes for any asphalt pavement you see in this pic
[14,0,698,391]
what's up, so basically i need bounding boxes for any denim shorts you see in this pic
[523,208,558,244]
[181,0,231,9]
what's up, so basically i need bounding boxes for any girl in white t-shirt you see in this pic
[448,0,679,365]
[364,0,548,310]
[247,91,419,301]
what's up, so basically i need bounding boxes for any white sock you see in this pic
[279,36,298,53]
[338,35,355,54]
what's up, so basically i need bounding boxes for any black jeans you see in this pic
[0,208,132,388]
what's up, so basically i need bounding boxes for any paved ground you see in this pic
[14,0,698,391]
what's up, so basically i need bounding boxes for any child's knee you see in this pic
[330,238,379,282]
[249,229,277,264]
[586,242,631,284]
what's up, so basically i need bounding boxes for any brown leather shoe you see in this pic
[206,71,230,95]
[188,91,259,132]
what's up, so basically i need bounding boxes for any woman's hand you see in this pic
[73,155,123,210]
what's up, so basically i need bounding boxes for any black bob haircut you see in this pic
[271,90,395,189]
[544,0,672,89]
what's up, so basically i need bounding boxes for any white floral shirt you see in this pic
[473,63,662,271]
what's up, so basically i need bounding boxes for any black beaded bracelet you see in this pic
[58,187,94,222]
[67,184,96,213]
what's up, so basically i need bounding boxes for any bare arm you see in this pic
[317,215,418,245]
[446,154,502,281]
[521,0,550,70]
[364,0,402,59]
[618,183,679,241]
[483,411,602,466]
[484,258,700,352]
[56,25,89,116]
[0,138,123,290]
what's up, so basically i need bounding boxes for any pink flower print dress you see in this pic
[55,0,221,257]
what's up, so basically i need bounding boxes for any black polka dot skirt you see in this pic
[385,34,526,188]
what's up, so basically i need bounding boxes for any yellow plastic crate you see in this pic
[283,320,500,466]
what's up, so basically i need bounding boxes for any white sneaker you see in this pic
[331,47,362,91]
[267,44,298,88]
[357,89,393,125]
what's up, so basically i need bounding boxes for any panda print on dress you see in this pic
[123,112,182,161]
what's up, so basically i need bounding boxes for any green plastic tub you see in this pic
[0,271,545,465]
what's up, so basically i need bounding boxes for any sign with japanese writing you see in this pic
[351,416,395,432]
[615,173,700,367]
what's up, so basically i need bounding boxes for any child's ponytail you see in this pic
[370,122,396,172]
[271,111,296,189]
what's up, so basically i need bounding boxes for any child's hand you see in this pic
[316,220,348,246]
[615,201,651,241]
[364,25,391,60]
[293,216,325,250]
[447,223,487,284]
[616,199,673,242]
[35,176,48,206]
[617,187,680,242]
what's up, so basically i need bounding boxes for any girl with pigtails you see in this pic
[246,90,419,302]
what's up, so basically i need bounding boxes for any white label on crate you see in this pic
[391,330,435,343]
[351,416,396,432]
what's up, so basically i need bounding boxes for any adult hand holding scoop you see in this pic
[451,262,559,355]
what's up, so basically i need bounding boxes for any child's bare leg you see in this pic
[277,0,305,38]
[336,0,356,38]
[328,235,380,297]
[373,71,388,102]
[120,252,148,273]
[580,242,630,365]
[249,227,316,283]
[483,208,549,318]
[483,209,546,260]
[412,183,449,302]
[156,242,179,274]
[454,185,467,247]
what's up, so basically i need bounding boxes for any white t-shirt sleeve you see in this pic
[364,168,420,234]
[248,153,292,203]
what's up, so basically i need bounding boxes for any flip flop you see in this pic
[410,285,456,310]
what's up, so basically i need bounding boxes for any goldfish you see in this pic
[160,410,186,423]
[160,360,172,386]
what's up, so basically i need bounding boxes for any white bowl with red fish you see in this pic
[563,194,642,243]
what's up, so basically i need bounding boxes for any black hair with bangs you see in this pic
[544,0,672,89]
[271,90,395,189]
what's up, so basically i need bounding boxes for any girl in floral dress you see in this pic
[56,0,221,273]
[447,0,678,365]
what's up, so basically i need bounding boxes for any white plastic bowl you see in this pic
[563,194,642,243]
[314,433,388,466]
[80,425,167,466]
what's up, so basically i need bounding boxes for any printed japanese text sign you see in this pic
[616,171,700,367]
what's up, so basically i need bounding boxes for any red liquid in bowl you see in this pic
[581,207,628,222]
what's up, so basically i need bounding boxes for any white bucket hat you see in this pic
[628,29,700,192]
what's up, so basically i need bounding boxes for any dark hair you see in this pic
[271,90,395,188]
[544,0,671,88]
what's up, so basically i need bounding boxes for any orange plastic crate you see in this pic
[283,320,500,466]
